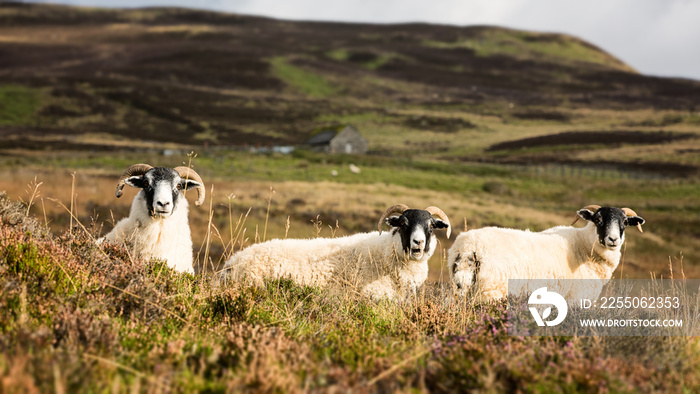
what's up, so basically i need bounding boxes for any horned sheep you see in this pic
[448,205,645,301]
[218,204,451,300]
[99,164,205,274]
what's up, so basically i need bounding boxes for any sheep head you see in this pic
[114,164,206,218]
[378,204,451,260]
[572,205,645,250]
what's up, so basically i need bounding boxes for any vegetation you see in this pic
[423,28,635,72]
[0,3,699,391]
[1,193,699,392]
[269,57,339,98]
[0,85,43,126]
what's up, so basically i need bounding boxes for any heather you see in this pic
[1,192,698,392]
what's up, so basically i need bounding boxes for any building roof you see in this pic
[306,124,362,146]
[306,129,340,145]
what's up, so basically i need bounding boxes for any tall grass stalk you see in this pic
[328,220,339,238]
[201,184,215,272]
[182,151,197,201]
[227,194,235,249]
[70,172,76,235]
[225,207,252,262]
[46,197,97,243]
[284,215,291,239]
[263,187,274,242]
[367,349,430,387]
[103,282,188,324]
[312,215,322,238]
[83,353,165,391]
[40,197,47,228]
[23,176,43,216]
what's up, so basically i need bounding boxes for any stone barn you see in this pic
[305,125,368,154]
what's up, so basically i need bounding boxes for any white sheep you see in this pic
[448,205,645,301]
[99,164,205,274]
[219,204,451,300]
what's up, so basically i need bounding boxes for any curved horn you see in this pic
[174,166,206,206]
[377,204,410,234]
[622,207,644,233]
[621,207,638,217]
[115,163,153,198]
[425,206,452,238]
[571,204,601,226]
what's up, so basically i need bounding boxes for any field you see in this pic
[1,2,700,392]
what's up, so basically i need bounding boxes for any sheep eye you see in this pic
[176,183,182,190]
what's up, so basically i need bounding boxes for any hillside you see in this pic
[0,2,699,170]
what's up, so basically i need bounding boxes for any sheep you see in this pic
[99,163,205,274]
[218,204,451,300]
[448,205,645,301]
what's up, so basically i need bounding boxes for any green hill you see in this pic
[0,2,698,164]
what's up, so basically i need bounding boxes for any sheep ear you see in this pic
[386,216,407,228]
[433,219,449,230]
[179,179,202,191]
[625,216,645,232]
[577,209,596,222]
[124,175,146,189]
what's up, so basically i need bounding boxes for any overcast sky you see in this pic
[30,0,700,81]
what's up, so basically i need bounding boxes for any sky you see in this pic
[28,0,700,81]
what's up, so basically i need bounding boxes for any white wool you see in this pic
[101,190,194,274]
[448,222,622,301]
[220,229,436,300]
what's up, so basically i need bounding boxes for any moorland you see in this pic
[1,2,699,391]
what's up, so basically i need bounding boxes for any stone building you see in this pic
[305,125,368,154]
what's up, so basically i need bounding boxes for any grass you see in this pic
[1,147,699,282]
[326,48,401,70]
[362,53,400,70]
[422,28,634,72]
[326,48,350,61]
[0,85,43,126]
[1,191,699,391]
[269,56,338,98]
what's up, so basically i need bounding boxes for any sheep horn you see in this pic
[377,204,410,234]
[174,166,206,206]
[425,206,452,239]
[115,163,153,198]
[622,207,644,233]
[571,204,601,226]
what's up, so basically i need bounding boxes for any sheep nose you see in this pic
[156,201,170,209]
[606,236,619,245]
[413,239,424,246]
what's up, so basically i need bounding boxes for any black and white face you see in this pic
[386,209,450,260]
[125,167,201,218]
[577,207,645,250]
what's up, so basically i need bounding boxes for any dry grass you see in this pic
[0,161,696,281]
